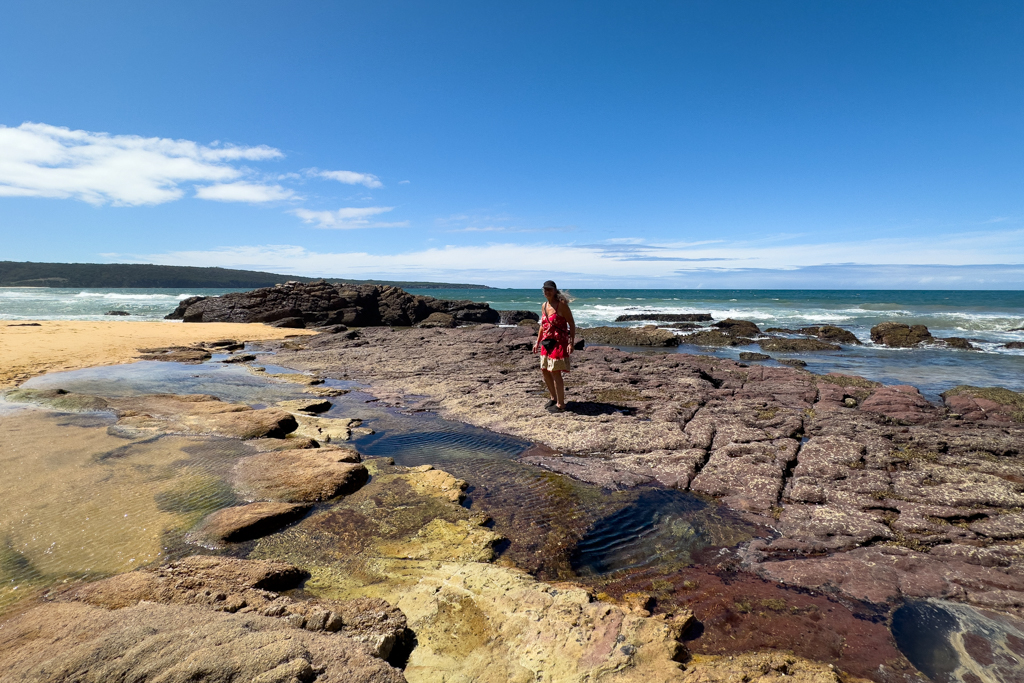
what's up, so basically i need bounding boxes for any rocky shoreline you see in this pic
[3,293,1024,680]
[260,323,1024,674]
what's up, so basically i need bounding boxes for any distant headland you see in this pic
[0,261,491,290]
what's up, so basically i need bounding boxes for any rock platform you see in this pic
[273,324,1024,626]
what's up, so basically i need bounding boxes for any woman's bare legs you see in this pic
[541,368,565,408]
[552,370,565,409]
[541,368,557,402]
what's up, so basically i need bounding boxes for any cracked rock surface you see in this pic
[275,325,1024,619]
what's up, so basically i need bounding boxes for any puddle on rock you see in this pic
[892,599,1024,683]
[570,488,758,578]
[0,408,250,612]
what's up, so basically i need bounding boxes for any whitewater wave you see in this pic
[73,292,197,300]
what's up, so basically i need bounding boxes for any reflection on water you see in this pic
[892,599,1024,682]
[570,489,758,577]
[21,359,318,404]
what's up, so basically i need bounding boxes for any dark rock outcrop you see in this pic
[870,322,934,347]
[615,313,712,322]
[713,318,761,337]
[941,336,976,350]
[766,326,860,345]
[579,326,680,347]
[739,352,771,361]
[104,310,130,316]
[1005,341,1024,350]
[166,280,500,327]
[802,325,860,344]
[498,310,539,325]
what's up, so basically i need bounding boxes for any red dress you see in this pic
[539,304,571,367]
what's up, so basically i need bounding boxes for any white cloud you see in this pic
[315,169,383,189]
[127,229,1024,287]
[0,122,282,206]
[291,206,408,229]
[195,182,296,203]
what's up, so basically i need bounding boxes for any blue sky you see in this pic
[1,1,1022,288]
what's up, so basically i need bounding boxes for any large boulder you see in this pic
[712,318,761,337]
[165,280,500,327]
[870,322,933,347]
[800,325,861,345]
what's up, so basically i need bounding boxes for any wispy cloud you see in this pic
[313,169,383,189]
[0,122,282,205]
[127,229,1024,288]
[195,182,296,203]
[290,206,408,229]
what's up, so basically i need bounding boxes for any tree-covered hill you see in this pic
[0,262,490,289]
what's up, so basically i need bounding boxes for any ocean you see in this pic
[2,286,1023,398]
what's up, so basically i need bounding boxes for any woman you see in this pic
[534,280,576,411]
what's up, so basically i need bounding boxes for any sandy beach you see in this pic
[0,320,316,389]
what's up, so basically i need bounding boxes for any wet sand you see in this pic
[0,321,315,388]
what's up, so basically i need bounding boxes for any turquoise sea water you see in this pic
[2,287,1023,397]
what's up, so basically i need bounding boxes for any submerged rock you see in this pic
[234,447,367,502]
[739,352,771,361]
[4,387,109,412]
[137,346,213,363]
[276,398,333,413]
[191,502,312,544]
[107,394,298,439]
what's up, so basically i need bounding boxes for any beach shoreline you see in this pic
[0,320,316,389]
[2,319,1023,680]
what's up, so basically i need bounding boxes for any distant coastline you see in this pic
[0,261,491,290]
